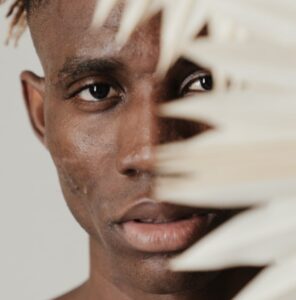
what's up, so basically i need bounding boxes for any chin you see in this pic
[115,253,220,295]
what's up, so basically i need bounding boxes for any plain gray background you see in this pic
[0,3,88,300]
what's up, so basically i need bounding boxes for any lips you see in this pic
[115,199,217,253]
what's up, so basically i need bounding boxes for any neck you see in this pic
[83,237,260,300]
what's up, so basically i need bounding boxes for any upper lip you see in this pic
[116,198,214,224]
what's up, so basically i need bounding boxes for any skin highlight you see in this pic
[18,1,261,299]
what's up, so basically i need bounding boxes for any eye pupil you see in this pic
[89,84,111,100]
[200,75,213,91]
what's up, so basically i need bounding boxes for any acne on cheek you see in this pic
[55,156,91,198]
[53,155,108,237]
[55,160,121,248]
[45,124,96,198]
[45,110,118,204]
[50,139,115,200]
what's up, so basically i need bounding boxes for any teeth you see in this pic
[135,218,154,223]
[144,219,154,223]
[133,213,210,224]
[155,220,170,224]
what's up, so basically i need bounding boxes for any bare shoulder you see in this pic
[52,282,88,300]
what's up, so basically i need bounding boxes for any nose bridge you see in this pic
[116,87,157,175]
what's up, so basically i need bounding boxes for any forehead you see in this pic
[31,0,161,78]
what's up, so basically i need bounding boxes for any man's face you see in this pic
[24,0,222,295]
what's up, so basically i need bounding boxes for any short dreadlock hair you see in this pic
[1,0,42,45]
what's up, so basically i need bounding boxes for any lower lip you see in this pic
[119,215,213,253]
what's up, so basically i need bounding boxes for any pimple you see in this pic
[55,156,89,197]
[83,185,89,195]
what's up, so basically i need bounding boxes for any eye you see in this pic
[78,83,118,102]
[180,72,213,96]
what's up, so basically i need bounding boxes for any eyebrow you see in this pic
[57,57,124,84]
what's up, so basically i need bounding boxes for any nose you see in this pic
[116,81,210,177]
[116,87,156,177]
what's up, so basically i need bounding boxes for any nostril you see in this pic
[117,145,154,177]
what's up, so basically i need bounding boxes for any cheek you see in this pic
[45,106,119,235]
[48,120,114,193]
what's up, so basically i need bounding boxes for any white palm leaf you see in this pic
[170,198,296,271]
[159,91,296,142]
[184,40,296,90]
[234,256,296,300]
[92,1,296,299]
[158,0,198,73]
[155,91,296,207]
[115,0,152,45]
[207,0,296,45]
[155,176,296,208]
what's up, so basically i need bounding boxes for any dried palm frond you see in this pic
[92,1,296,299]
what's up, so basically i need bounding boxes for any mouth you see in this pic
[114,199,218,253]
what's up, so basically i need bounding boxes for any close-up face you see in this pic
[23,0,226,297]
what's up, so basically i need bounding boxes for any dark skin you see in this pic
[20,1,260,299]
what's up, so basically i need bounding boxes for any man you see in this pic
[3,0,260,299]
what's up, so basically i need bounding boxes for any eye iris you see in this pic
[89,84,111,100]
[200,75,213,90]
